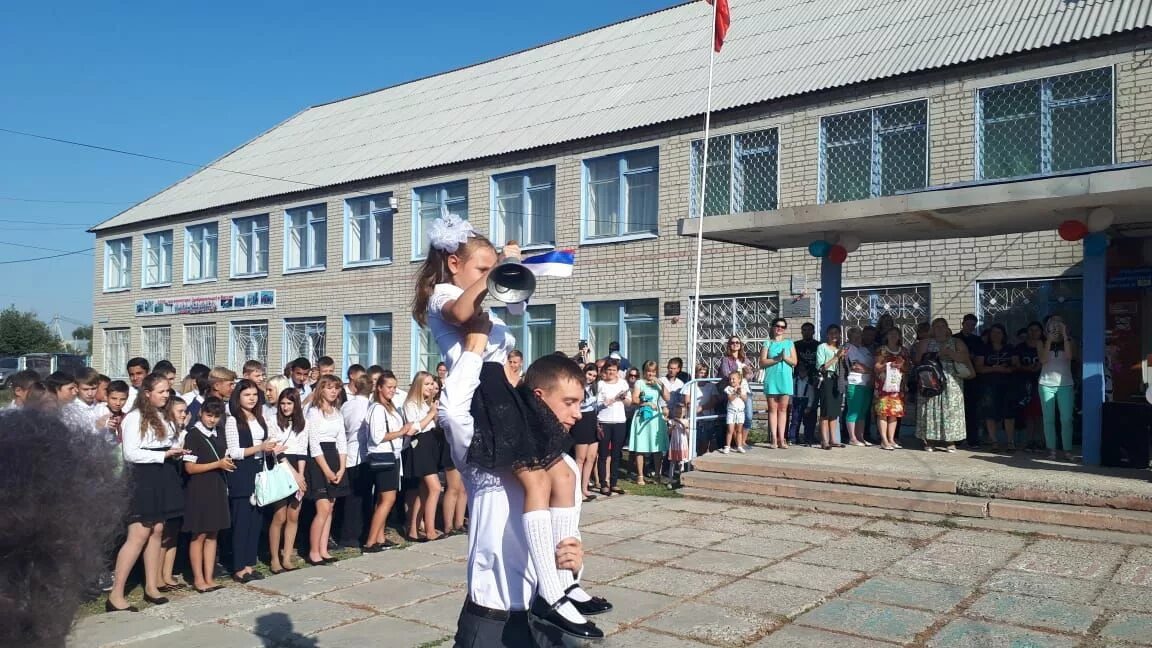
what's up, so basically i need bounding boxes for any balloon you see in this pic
[828,244,848,265]
[837,233,861,253]
[1058,220,1088,242]
[1084,232,1110,256]
[808,240,831,258]
[1087,207,1115,233]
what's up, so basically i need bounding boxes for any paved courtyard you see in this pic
[71,494,1152,647]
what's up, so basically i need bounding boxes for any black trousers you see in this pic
[454,601,567,648]
[596,422,628,489]
[337,465,373,546]
[229,497,261,571]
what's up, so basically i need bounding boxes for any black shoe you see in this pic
[248,571,265,581]
[565,585,613,616]
[362,543,384,553]
[303,557,328,567]
[322,556,339,564]
[142,594,169,606]
[105,600,139,613]
[528,594,604,640]
[231,573,254,584]
[213,563,228,578]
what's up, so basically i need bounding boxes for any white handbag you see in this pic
[252,455,300,507]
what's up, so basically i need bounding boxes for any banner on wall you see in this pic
[135,290,276,317]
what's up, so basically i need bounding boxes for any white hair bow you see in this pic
[427,214,476,253]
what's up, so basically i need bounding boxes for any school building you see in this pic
[91,0,1152,459]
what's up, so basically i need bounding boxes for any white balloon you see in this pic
[838,233,861,253]
[1087,207,1115,233]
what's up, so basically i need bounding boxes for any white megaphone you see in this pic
[487,257,536,304]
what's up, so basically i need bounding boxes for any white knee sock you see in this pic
[550,506,591,603]
[523,510,586,624]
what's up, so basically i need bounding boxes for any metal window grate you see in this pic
[104,329,129,378]
[285,320,326,366]
[141,326,171,367]
[977,279,1083,338]
[231,323,268,369]
[692,294,779,375]
[977,67,1113,180]
[820,101,928,204]
[840,285,930,345]
[691,128,779,217]
[184,324,217,371]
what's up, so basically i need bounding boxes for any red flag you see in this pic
[705,0,731,52]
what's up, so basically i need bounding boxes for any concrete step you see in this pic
[692,454,958,493]
[680,471,989,518]
[986,498,1152,535]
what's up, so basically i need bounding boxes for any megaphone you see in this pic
[487,258,536,304]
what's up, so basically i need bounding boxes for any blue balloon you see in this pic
[808,240,831,258]
[1084,232,1110,256]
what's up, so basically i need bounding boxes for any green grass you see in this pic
[616,478,682,498]
[414,638,452,648]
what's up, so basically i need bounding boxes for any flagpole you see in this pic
[687,0,719,462]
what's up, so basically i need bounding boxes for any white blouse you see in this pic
[341,395,372,467]
[596,379,630,423]
[365,403,407,457]
[270,418,310,457]
[428,282,516,372]
[224,413,269,461]
[403,400,436,434]
[307,406,348,458]
[120,410,174,464]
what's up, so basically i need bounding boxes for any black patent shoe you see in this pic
[142,594,169,605]
[565,584,613,616]
[528,594,604,641]
[105,599,139,613]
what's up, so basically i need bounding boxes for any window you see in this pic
[977,278,1082,340]
[413,181,468,259]
[413,323,440,375]
[583,300,659,367]
[284,319,326,366]
[692,294,779,375]
[142,231,173,287]
[230,322,268,369]
[284,204,327,271]
[345,194,394,265]
[232,215,269,277]
[184,324,217,369]
[141,326,171,366]
[492,305,556,363]
[841,285,930,346]
[584,148,659,240]
[103,329,129,377]
[691,129,779,217]
[820,100,928,203]
[492,168,555,248]
[104,238,132,291]
[185,223,218,282]
[345,314,392,370]
[977,67,1113,180]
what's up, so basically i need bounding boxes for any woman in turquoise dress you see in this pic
[628,361,669,485]
[759,317,797,448]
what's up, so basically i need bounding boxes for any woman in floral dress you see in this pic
[874,327,909,450]
[913,318,973,452]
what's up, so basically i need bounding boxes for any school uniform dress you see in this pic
[182,423,231,533]
[224,414,269,571]
[365,403,406,492]
[121,410,185,524]
[403,400,442,478]
[305,406,350,500]
[570,384,600,446]
[339,394,372,546]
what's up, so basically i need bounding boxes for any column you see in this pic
[1080,236,1106,466]
[820,257,842,329]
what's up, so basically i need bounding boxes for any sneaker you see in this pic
[736,447,746,454]
[719,446,730,454]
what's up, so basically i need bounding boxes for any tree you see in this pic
[72,325,92,341]
[0,307,63,356]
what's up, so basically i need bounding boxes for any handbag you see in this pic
[252,454,300,507]
[365,404,399,473]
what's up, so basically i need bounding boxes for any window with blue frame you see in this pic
[412,322,441,375]
[491,305,556,363]
[142,230,173,287]
[819,100,928,203]
[104,237,132,291]
[185,223,218,282]
[285,204,327,271]
[345,314,392,370]
[584,148,659,240]
[583,300,658,366]
[232,215,269,277]
[345,194,393,265]
[492,168,555,248]
[413,181,468,259]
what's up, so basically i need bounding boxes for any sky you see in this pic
[0,0,675,334]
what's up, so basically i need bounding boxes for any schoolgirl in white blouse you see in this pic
[304,375,349,564]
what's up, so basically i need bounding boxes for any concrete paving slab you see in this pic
[601,628,716,647]
[398,559,468,588]
[1114,562,1152,587]
[226,599,372,644]
[334,549,448,578]
[887,556,997,586]
[665,548,775,577]
[1028,538,1130,561]
[857,519,944,540]
[628,510,700,527]
[749,625,900,647]
[386,592,465,632]
[749,523,840,544]
[639,525,734,549]
[937,528,1029,550]
[984,570,1103,603]
[843,575,971,613]
[1096,582,1152,613]
[1100,611,1152,645]
[577,584,678,635]
[915,541,1012,568]
[581,518,670,540]
[1008,552,1120,581]
[794,535,915,570]
[641,601,780,645]
[119,623,264,648]
[580,555,649,584]
[926,618,1080,648]
[579,531,625,551]
[403,534,469,559]
[309,615,447,648]
[965,591,1103,634]
[787,512,871,530]
[651,497,735,515]
[747,560,863,593]
[592,538,697,563]
[703,580,827,618]
[613,566,732,597]
[724,505,800,523]
[322,577,456,612]
[689,515,773,536]
[68,613,184,648]
[141,585,289,623]
[1129,546,1152,565]
[794,599,936,644]
[247,566,371,601]
[719,538,814,560]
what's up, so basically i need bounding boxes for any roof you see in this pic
[93,0,1152,232]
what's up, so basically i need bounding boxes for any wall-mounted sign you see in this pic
[1108,268,1152,290]
[135,290,276,317]
[780,297,811,319]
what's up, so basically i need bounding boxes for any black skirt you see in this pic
[372,463,402,492]
[466,362,569,471]
[405,431,442,477]
[127,459,185,523]
[434,427,455,471]
[571,411,599,445]
[305,442,350,500]
[182,431,231,533]
[818,373,844,418]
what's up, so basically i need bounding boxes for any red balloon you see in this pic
[828,244,848,265]
[1058,220,1088,242]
